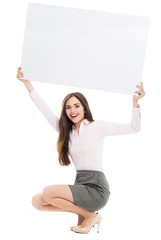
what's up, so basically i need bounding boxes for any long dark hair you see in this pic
[56,92,94,166]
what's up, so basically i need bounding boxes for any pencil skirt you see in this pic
[68,170,110,211]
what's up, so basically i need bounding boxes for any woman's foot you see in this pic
[73,212,102,234]
[79,211,97,228]
[70,214,84,231]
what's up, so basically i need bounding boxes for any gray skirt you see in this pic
[68,170,110,211]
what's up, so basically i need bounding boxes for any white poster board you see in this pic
[20,3,150,95]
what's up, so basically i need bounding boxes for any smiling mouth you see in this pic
[71,114,78,119]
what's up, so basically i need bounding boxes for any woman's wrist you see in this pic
[23,80,34,93]
[133,100,139,108]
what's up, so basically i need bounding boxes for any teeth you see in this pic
[71,114,78,117]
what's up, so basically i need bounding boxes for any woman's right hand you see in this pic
[16,66,30,84]
[17,66,34,92]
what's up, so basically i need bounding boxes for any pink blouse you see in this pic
[29,89,141,172]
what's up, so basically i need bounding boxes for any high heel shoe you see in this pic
[72,212,102,234]
[70,225,80,231]
[70,224,94,231]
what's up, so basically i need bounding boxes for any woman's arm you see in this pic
[133,99,139,108]
[16,66,34,92]
[16,66,59,132]
[29,89,59,132]
[100,82,145,137]
[100,105,141,137]
[24,80,34,93]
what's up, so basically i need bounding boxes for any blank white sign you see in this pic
[20,3,150,95]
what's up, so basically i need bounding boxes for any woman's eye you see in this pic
[66,106,79,109]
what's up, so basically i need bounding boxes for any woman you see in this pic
[16,66,145,234]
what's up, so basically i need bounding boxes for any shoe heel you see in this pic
[97,221,101,233]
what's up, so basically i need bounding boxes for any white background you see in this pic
[0,0,161,240]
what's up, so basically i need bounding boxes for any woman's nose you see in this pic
[71,107,76,112]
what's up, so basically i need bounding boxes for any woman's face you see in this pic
[65,96,85,125]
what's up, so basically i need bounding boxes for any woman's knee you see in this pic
[31,193,46,210]
[42,185,54,202]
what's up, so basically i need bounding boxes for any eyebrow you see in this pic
[66,103,80,106]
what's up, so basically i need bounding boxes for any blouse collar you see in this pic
[72,119,90,130]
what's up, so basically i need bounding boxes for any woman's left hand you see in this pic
[133,81,146,102]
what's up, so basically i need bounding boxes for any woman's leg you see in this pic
[32,193,67,212]
[31,187,84,225]
[41,184,97,227]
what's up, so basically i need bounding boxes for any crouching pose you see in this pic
[16,66,145,233]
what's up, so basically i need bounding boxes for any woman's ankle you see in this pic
[77,214,84,225]
[83,211,97,219]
